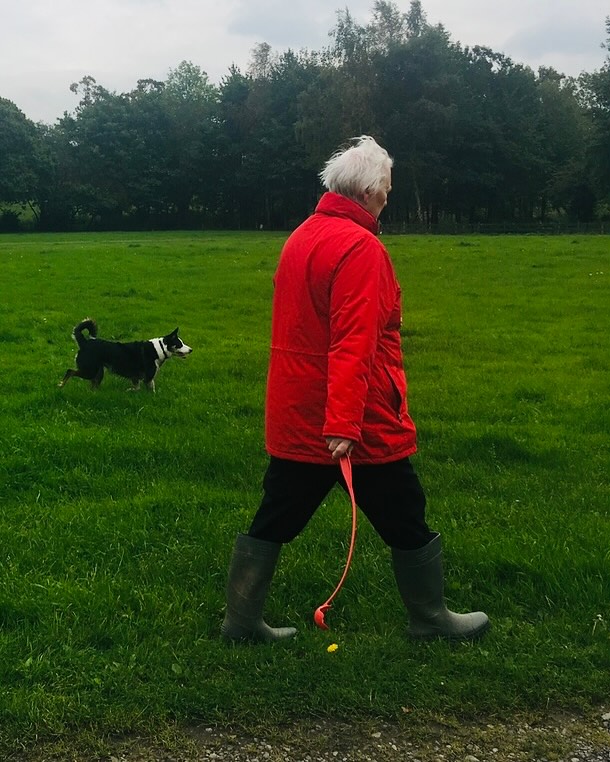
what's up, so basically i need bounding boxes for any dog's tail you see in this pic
[72,318,97,348]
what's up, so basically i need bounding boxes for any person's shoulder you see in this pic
[351,226,388,254]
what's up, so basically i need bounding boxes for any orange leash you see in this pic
[313,455,358,630]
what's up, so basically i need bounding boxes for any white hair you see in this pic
[319,135,393,199]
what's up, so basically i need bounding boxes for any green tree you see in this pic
[371,23,459,224]
[248,42,276,80]
[161,61,220,226]
[0,98,40,204]
[297,7,379,174]
[219,49,319,229]
[536,69,592,220]
[463,48,546,221]
[216,66,256,227]
[406,0,427,37]
[578,17,610,214]
[31,123,80,231]
[59,78,138,226]
[368,0,409,52]
[54,65,221,229]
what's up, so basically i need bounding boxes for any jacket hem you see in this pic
[265,445,417,466]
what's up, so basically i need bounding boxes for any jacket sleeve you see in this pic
[323,237,392,442]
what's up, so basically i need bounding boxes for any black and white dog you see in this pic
[59,318,192,392]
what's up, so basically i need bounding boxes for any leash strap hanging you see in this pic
[313,455,358,630]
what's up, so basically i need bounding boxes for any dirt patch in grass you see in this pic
[6,709,610,761]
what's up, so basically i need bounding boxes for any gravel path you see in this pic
[10,710,610,762]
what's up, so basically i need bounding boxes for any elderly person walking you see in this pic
[221,136,489,643]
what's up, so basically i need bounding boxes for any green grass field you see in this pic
[0,231,608,756]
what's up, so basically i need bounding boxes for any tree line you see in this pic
[1,1,609,232]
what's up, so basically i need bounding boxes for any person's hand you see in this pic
[326,437,354,460]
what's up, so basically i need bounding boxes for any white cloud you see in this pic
[506,15,602,57]
[0,0,608,124]
[228,1,329,47]
[423,0,607,74]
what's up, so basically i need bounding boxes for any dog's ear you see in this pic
[173,327,179,335]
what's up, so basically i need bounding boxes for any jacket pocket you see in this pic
[383,366,405,421]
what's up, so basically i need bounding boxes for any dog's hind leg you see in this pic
[59,369,78,387]
[90,367,104,389]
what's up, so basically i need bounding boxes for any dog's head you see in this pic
[163,328,193,358]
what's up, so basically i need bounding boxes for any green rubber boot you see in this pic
[392,534,489,640]
[221,533,297,643]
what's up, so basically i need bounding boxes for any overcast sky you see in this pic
[1,0,608,124]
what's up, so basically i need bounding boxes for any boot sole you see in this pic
[409,619,491,641]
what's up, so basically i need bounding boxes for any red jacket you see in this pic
[265,192,417,465]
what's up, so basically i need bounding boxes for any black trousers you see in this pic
[248,456,436,551]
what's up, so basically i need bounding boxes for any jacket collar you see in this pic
[314,192,380,235]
